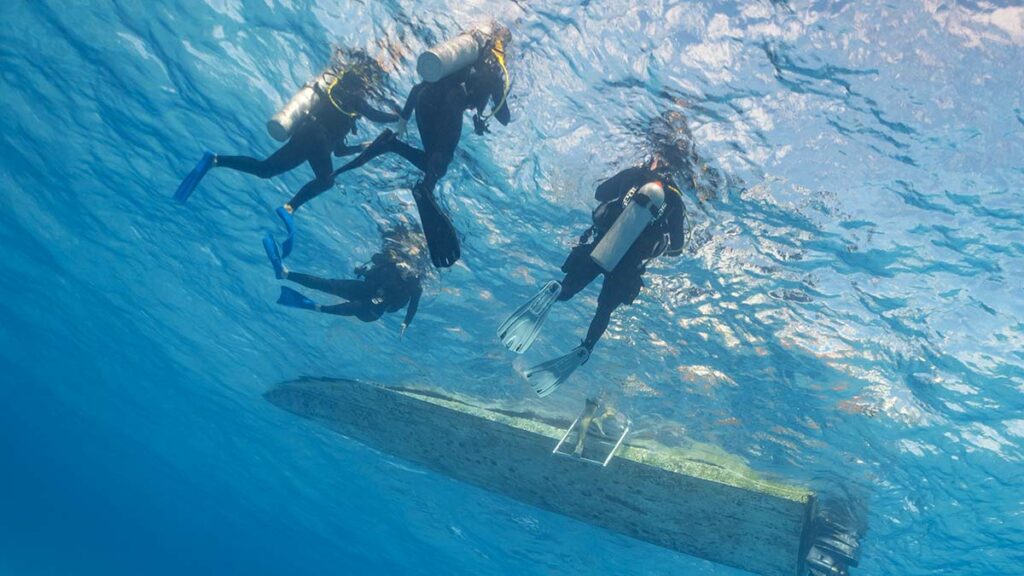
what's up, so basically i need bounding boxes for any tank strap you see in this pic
[625,182,668,220]
[479,38,511,121]
[621,185,640,205]
[323,70,359,118]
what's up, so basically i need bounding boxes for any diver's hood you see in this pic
[486,21,512,48]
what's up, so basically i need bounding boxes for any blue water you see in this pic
[2,1,1022,574]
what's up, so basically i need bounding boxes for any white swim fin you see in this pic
[525,346,590,398]
[497,281,561,354]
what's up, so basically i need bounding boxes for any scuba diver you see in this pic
[298,23,513,269]
[174,49,400,258]
[262,226,425,332]
[497,155,689,397]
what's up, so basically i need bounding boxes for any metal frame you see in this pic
[552,416,631,467]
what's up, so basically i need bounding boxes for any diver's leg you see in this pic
[319,301,385,322]
[216,134,308,178]
[422,152,453,191]
[286,272,374,300]
[344,96,460,178]
[582,283,620,351]
[411,106,461,192]
[390,140,429,172]
[558,248,602,302]
[582,273,643,350]
[281,173,334,211]
[333,144,364,158]
[582,302,615,351]
[332,129,400,176]
[333,131,430,176]
[269,137,332,258]
[285,143,335,211]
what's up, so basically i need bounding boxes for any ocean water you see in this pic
[1,0,1022,574]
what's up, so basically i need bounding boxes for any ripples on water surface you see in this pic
[1,1,1022,574]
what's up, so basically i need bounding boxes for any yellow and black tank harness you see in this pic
[479,38,510,121]
[323,69,359,119]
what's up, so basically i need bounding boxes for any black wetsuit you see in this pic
[216,82,398,208]
[380,61,511,187]
[329,54,511,267]
[286,253,422,324]
[559,166,687,350]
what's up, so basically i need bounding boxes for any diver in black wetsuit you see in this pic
[497,155,688,397]
[297,29,512,268]
[215,70,399,198]
[558,157,687,350]
[263,227,425,332]
[173,50,400,248]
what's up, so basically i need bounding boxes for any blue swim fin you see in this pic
[277,286,318,311]
[275,206,296,258]
[174,151,214,203]
[262,234,286,280]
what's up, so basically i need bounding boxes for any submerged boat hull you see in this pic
[266,378,815,576]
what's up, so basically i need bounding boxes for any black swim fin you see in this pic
[413,184,460,268]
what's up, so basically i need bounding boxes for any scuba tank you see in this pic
[267,84,318,142]
[590,182,667,272]
[416,22,503,82]
[267,64,343,142]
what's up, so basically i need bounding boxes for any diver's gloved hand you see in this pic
[395,117,408,139]
[400,323,408,338]
[473,114,490,135]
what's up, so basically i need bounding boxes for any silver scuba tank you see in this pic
[590,182,667,272]
[416,22,499,83]
[267,67,339,142]
[267,85,318,141]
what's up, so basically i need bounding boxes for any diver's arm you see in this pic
[401,283,423,331]
[400,83,426,121]
[357,98,400,123]
[664,195,687,256]
[396,84,426,137]
[594,167,643,202]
